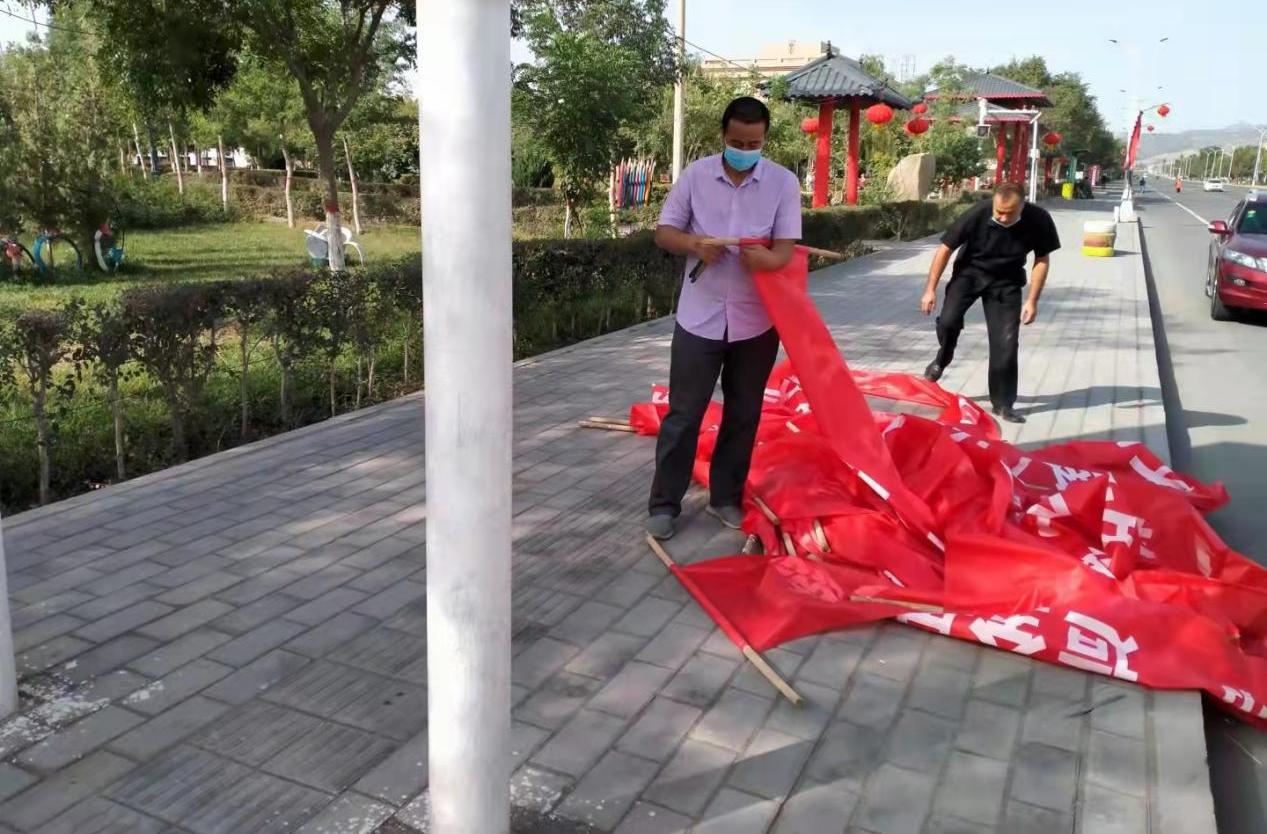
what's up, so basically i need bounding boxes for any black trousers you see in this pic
[649,324,780,517]
[934,276,1023,410]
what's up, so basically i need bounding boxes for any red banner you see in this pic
[630,248,1267,726]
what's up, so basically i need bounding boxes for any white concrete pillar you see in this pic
[670,0,686,182]
[419,1,513,833]
[0,514,18,718]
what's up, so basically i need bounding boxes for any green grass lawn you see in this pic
[1,221,421,313]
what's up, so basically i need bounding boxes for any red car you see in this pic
[1207,193,1267,320]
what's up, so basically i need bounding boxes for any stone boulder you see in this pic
[886,153,935,201]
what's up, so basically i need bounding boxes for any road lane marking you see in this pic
[1154,189,1209,225]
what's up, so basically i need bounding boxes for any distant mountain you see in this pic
[1139,123,1265,161]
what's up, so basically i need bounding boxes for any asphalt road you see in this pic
[1131,179,1267,834]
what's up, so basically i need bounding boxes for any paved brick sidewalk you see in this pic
[0,203,1216,833]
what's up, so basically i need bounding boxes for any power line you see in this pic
[680,37,763,78]
[0,4,93,37]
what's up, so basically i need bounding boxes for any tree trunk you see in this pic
[107,373,126,481]
[193,142,203,177]
[146,124,160,176]
[279,359,293,425]
[281,146,295,228]
[168,401,186,461]
[132,122,145,175]
[314,129,347,270]
[218,135,229,214]
[355,355,363,409]
[329,365,338,416]
[239,322,251,439]
[168,122,185,195]
[367,352,376,401]
[343,136,362,235]
[402,338,409,385]
[563,199,573,239]
[118,142,127,176]
[33,382,50,506]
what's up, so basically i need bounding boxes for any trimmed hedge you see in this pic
[0,197,973,512]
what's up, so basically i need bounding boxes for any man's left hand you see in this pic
[739,244,777,273]
[1021,300,1038,325]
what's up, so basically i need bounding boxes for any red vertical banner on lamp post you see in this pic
[1125,113,1143,171]
[813,100,835,209]
[995,128,1007,187]
[846,99,861,206]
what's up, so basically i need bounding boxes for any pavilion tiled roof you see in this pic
[783,53,913,109]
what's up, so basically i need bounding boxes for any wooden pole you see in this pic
[343,135,363,235]
[645,534,804,707]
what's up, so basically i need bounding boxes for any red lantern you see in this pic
[911,102,928,115]
[1147,124,1155,132]
[865,103,894,125]
[1157,104,1170,117]
[1043,131,1062,146]
[800,116,819,134]
[905,117,930,136]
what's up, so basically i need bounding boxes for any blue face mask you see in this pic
[723,145,762,172]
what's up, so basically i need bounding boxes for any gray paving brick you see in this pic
[617,697,701,761]
[611,801,692,834]
[797,637,866,689]
[727,728,813,800]
[698,626,743,660]
[1081,781,1147,834]
[295,792,395,834]
[0,763,35,802]
[550,600,626,644]
[1031,664,1089,702]
[925,814,993,834]
[565,632,647,680]
[1010,742,1078,813]
[285,611,378,658]
[907,659,973,721]
[855,763,936,834]
[516,672,605,730]
[263,719,397,792]
[155,571,243,606]
[215,567,302,604]
[594,569,661,609]
[886,708,958,774]
[287,564,362,600]
[513,637,581,689]
[838,672,906,731]
[731,648,804,698]
[0,751,135,830]
[635,623,710,671]
[28,796,168,834]
[69,582,162,622]
[511,720,551,767]
[1152,691,1217,834]
[531,709,628,778]
[1021,695,1087,753]
[690,687,772,753]
[354,730,427,805]
[202,649,310,704]
[1002,800,1073,834]
[347,557,423,594]
[147,555,233,589]
[16,634,93,676]
[15,614,85,653]
[862,626,925,683]
[109,696,231,761]
[771,780,859,833]
[610,593,684,633]
[588,661,675,719]
[63,634,161,682]
[328,626,425,683]
[127,629,233,677]
[933,751,1008,826]
[765,680,836,741]
[209,619,308,666]
[123,659,233,715]
[556,750,661,831]
[137,600,234,641]
[660,651,739,708]
[643,738,735,816]
[1089,680,1145,740]
[803,721,886,792]
[351,579,423,620]
[12,591,93,631]
[956,698,1021,761]
[973,652,1031,707]
[79,561,167,596]
[509,764,572,815]
[1086,728,1146,798]
[208,592,305,635]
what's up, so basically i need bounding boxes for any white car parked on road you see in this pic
[1204,178,1227,192]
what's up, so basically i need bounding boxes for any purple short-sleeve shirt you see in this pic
[658,154,802,342]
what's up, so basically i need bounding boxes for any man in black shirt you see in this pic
[919,182,1061,423]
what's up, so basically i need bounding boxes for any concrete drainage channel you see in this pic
[1137,220,1267,834]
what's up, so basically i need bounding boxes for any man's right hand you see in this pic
[920,289,937,316]
[691,236,726,266]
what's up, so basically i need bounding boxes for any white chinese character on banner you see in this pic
[1027,494,1072,538]
[1057,611,1139,681]
[1102,509,1154,557]
[898,611,956,636]
[950,429,971,444]
[1221,686,1267,718]
[883,415,906,438]
[1048,463,1095,492]
[1081,549,1115,579]
[969,615,1047,656]
[1126,451,1195,493]
[651,389,669,405]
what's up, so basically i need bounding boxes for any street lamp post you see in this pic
[1253,127,1267,186]
[420,1,513,832]
[1109,36,1167,222]
[0,513,17,718]
[670,0,685,182]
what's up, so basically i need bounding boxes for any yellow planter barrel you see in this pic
[1081,220,1116,257]
[1061,182,1075,200]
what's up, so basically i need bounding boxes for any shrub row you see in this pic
[0,197,973,512]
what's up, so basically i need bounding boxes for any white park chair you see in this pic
[305,222,365,267]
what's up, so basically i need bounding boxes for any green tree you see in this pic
[514,0,677,236]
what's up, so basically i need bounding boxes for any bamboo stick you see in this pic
[751,495,780,526]
[698,237,846,260]
[584,416,632,427]
[645,535,804,706]
[578,420,637,433]
[849,594,945,614]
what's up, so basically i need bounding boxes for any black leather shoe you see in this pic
[994,406,1026,424]
[923,362,944,382]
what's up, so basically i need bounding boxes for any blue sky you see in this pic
[3,0,1261,135]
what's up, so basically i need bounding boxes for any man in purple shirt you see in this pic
[647,97,802,540]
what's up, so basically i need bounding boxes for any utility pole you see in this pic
[670,0,685,182]
[420,1,513,832]
[0,513,17,718]
[1253,127,1266,186]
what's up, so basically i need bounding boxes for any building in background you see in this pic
[699,40,828,78]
